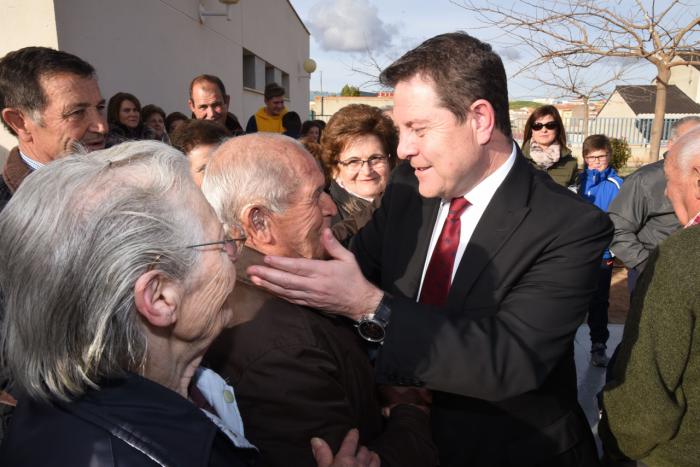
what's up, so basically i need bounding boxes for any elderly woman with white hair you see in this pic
[0,141,258,465]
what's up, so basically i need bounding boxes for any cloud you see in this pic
[307,0,397,52]
[498,47,522,61]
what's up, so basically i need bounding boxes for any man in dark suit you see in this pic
[248,32,612,466]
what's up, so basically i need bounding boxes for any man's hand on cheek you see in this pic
[247,228,383,320]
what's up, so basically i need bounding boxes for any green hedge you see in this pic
[610,138,632,170]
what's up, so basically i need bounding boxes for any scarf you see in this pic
[529,142,561,170]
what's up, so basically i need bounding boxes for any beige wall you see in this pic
[0,0,60,163]
[310,96,395,121]
[597,91,635,119]
[669,61,700,103]
[0,0,310,164]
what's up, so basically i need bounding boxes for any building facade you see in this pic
[0,0,312,161]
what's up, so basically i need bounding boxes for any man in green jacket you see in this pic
[600,127,700,466]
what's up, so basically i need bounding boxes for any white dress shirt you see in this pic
[19,151,44,171]
[417,143,518,298]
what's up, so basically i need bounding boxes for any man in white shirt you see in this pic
[248,32,612,467]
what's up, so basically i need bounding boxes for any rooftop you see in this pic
[614,85,700,115]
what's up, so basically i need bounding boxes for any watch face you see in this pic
[358,321,385,342]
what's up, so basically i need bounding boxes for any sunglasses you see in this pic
[531,122,558,131]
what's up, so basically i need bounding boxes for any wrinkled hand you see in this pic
[247,228,383,320]
[312,429,381,467]
[378,385,432,417]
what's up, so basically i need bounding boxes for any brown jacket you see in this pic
[205,247,437,467]
[0,147,33,210]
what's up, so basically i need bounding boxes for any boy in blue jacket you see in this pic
[578,135,623,367]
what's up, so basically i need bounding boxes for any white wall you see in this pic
[0,0,59,164]
[53,0,310,122]
[0,0,310,165]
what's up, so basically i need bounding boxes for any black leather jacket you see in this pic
[0,373,258,466]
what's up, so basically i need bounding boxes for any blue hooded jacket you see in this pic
[579,166,623,260]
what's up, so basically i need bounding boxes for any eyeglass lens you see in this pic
[532,122,558,131]
[341,155,387,170]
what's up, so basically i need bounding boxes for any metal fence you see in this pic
[511,117,684,146]
[310,113,686,148]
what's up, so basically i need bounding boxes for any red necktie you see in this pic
[419,197,471,306]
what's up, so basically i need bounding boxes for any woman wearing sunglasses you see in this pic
[522,105,578,188]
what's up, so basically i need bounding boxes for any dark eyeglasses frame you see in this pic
[531,122,559,131]
[584,154,609,162]
[337,154,389,171]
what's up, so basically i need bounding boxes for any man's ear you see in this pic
[692,165,700,200]
[1,108,33,142]
[468,99,496,145]
[187,98,196,114]
[134,270,181,328]
[224,94,231,106]
[240,205,274,247]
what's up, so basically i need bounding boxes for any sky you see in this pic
[288,0,663,100]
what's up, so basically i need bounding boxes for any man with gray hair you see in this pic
[608,115,700,293]
[0,46,108,210]
[599,126,700,466]
[201,133,437,467]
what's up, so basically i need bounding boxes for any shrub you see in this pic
[610,138,632,170]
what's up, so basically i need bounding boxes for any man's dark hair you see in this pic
[264,82,285,100]
[170,119,232,155]
[0,47,96,135]
[282,111,302,138]
[141,104,166,123]
[380,32,511,138]
[189,74,227,99]
[165,111,189,134]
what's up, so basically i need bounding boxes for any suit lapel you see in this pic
[394,195,441,301]
[448,153,532,306]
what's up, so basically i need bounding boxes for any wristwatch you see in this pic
[356,294,392,343]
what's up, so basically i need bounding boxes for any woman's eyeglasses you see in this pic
[337,154,388,172]
[531,122,558,131]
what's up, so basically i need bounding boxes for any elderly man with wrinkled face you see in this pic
[599,127,700,467]
[201,133,437,467]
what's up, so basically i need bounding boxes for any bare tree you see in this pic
[348,46,394,91]
[456,0,700,162]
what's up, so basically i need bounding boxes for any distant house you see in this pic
[669,51,700,103]
[598,85,700,118]
[597,85,700,142]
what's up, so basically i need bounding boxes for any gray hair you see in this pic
[0,140,204,402]
[668,126,700,173]
[202,133,306,226]
[669,116,700,143]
